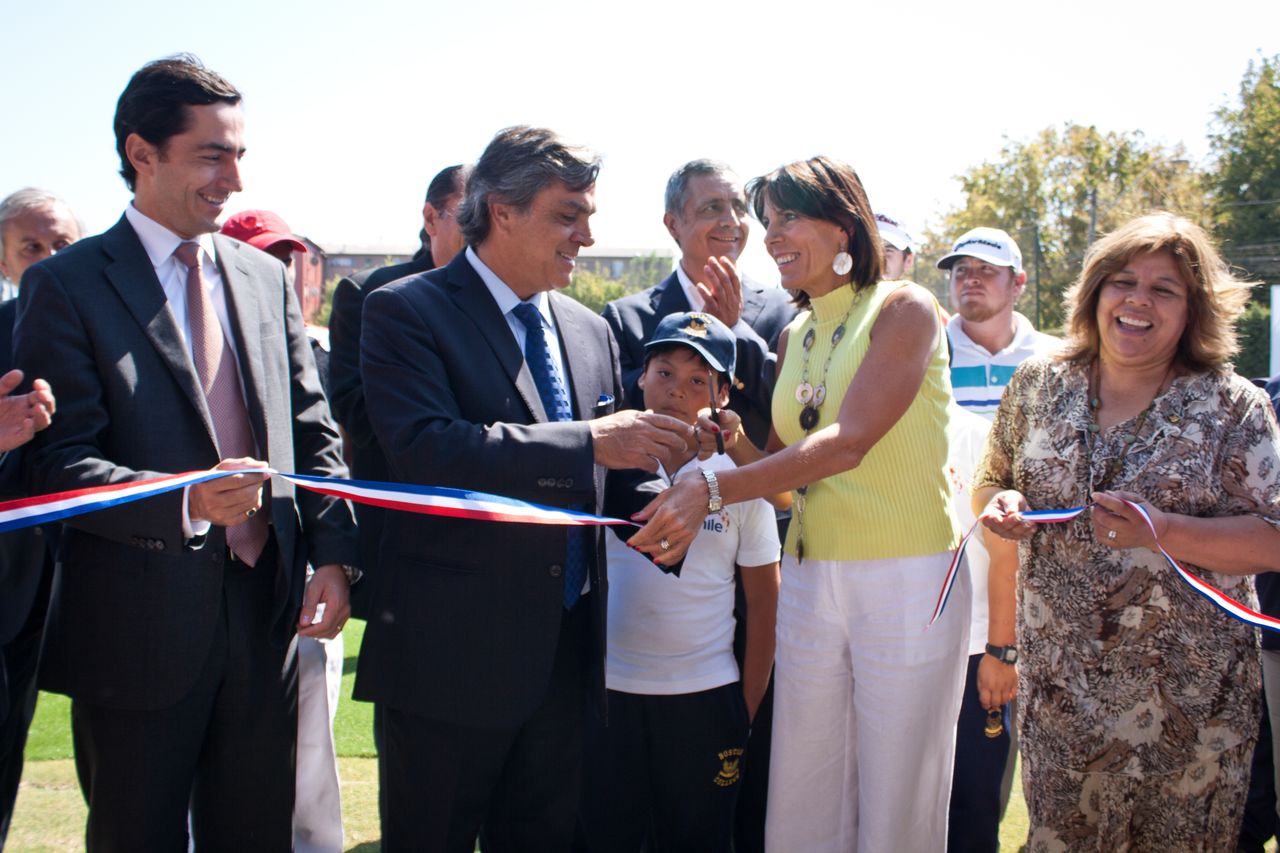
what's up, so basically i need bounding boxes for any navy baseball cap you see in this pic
[644,311,736,381]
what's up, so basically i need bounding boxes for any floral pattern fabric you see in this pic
[974,357,1280,850]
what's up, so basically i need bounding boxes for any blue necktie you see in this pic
[513,302,586,609]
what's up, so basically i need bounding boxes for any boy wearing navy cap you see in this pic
[580,311,781,853]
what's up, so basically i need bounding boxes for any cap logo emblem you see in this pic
[684,315,710,338]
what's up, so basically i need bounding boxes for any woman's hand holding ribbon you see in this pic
[979,489,1037,541]
[1091,490,1168,550]
[627,472,707,566]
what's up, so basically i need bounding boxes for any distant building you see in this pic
[321,245,416,286]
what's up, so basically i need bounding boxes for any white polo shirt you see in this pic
[947,312,1059,420]
[605,453,780,695]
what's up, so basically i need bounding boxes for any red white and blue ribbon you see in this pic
[0,469,628,534]
[927,500,1280,634]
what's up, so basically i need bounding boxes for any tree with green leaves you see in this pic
[563,268,628,314]
[922,123,1208,333]
[1209,52,1280,282]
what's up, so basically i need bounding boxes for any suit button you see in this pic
[155,540,165,551]
[559,478,574,489]
[548,564,563,578]
[213,550,224,564]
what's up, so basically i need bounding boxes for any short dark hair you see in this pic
[114,54,241,192]
[642,343,731,391]
[457,126,600,246]
[747,156,883,310]
[419,164,470,257]
[424,164,470,210]
[664,159,737,217]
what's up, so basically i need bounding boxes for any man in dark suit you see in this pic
[328,162,469,827]
[601,159,795,448]
[328,163,468,619]
[356,125,692,853]
[0,187,71,847]
[13,56,358,851]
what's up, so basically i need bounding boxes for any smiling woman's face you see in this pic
[1095,249,1189,371]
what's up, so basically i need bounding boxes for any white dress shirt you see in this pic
[124,204,254,538]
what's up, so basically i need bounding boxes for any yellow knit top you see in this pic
[772,280,959,560]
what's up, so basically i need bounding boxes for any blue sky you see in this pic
[5,0,1278,282]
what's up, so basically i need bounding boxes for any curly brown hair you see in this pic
[1059,212,1252,372]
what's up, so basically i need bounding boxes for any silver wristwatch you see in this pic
[701,468,722,513]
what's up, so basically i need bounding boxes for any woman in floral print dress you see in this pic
[974,212,1280,851]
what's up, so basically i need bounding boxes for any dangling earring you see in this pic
[832,250,852,276]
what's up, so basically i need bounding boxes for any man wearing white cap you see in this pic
[937,226,1058,852]
[937,227,1058,418]
[875,211,916,281]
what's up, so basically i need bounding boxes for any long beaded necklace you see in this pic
[792,292,860,562]
[1083,361,1172,493]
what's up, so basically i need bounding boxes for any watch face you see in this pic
[988,645,1017,664]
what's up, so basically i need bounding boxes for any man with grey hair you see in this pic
[0,188,82,298]
[603,160,794,448]
[0,186,72,847]
[356,125,692,852]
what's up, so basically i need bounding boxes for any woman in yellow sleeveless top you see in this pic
[632,157,970,851]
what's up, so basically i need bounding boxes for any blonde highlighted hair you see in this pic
[1059,212,1252,371]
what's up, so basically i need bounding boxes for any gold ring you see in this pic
[660,538,671,551]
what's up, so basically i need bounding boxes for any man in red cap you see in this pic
[220,210,320,319]
[220,207,346,853]
[220,209,307,262]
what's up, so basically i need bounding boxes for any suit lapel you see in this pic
[213,235,271,450]
[445,254,549,423]
[653,271,691,320]
[549,294,598,422]
[740,282,767,327]
[101,217,218,447]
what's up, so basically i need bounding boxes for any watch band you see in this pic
[985,643,1017,664]
[701,468,722,513]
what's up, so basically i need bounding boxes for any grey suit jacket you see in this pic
[14,215,358,710]
[354,251,621,728]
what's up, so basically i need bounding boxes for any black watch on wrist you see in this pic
[985,643,1018,665]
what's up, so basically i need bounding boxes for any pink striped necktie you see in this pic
[173,241,268,566]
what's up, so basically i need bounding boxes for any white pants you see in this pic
[294,632,345,853]
[766,551,971,853]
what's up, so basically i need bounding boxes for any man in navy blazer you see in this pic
[356,125,692,853]
[14,56,357,850]
[329,162,469,621]
[0,187,70,846]
[602,160,795,448]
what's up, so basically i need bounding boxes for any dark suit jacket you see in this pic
[14,216,358,711]
[353,251,621,729]
[327,252,434,617]
[601,271,796,446]
[0,298,56,717]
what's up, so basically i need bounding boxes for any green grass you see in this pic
[13,618,1050,851]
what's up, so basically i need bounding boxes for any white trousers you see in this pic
[765,551,971,853]
[293,632,345,853]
